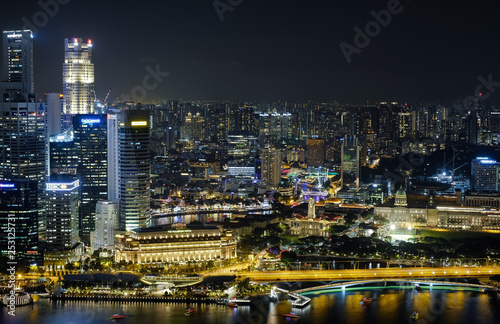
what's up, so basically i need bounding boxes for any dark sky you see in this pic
[2,0,500,104]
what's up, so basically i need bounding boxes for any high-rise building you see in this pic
[49,128,78,178]
[0,100,46,240]
[341,136,360,190]
[0,180,40,264]
[107,109,120,201]
[73,114,107,244]
[46,93,63,137]
[91,201,118,252]
[119,109,150,231]
[307,137,325,167]
[2,30,33,96]
[45,179,80,250]
[227,131,258,178]
[260,148,282,189]
[62,38,94,127]
[471,157,500,191]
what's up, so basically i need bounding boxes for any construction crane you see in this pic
[104,89,112,103]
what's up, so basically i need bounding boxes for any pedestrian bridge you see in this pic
[294,279,499,295]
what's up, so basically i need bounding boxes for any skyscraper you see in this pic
[307,137,325,167]
[73,114,107,244]
[62,38,94,127]
[2,30,33,97]
[341,135,360,190]
[0,101,46,240]
[119,109,150,231]
[0,180,40,264]
[260,148,282,189]
[1,29,46,244]
[45,179,80,250]
[471,157,500,191]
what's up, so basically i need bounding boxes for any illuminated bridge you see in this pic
[294,279,499,295]
[206,266,500,282]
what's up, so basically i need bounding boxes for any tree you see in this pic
[280,251,297,263]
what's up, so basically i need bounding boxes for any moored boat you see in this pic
[410,311,419,320]
[109,314,127,320]
[227,302,238,308]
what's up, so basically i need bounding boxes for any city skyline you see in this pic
[0,0,499,104]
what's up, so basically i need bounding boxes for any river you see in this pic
[2,287,499,324]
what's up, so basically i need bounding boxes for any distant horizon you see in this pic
[2,0,500,106]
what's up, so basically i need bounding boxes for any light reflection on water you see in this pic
[2,287,499,324]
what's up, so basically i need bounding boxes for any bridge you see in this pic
[294,279,499,295]
[204,266,500,282]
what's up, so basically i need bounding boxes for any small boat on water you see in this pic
[281,313,300,319]
[109,314,127,320]
[410,311,419,320]
[415,284,422,292]
[185,308,196,316]
[360,298,373,305]
[227,302,238,308]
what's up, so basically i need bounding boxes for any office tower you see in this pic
[2,30,33,96]
[91,201,118,252]
[183,112,205,141]
[341,136,360,190]
[49,128,78,177]
[0,180,40,264]
[489,112,500,133]
[0,100,46,240]
[471,157,500,191]
[228,104,258,133]
[46,93,63,137]
[227,131,258,178]
[260,148,282,189]
[307,137,325,167]
[107,109,120,201]
[45,178,80,250]
[73,115,107,244]
[62,38,94,128]
[259,111,293,144]
[119,109,151,231]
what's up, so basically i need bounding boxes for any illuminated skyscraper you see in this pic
[119,109,151,231]
[73,115,107,244]
[471,157,500,191]
[45,179,80,250]
[62,38,94,127]
[2,30,33,97]
[307,137,325,167]
[260,148,282,189]
[341,135,360,190]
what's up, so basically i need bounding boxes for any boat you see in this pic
[227,302,238,308]
[109,314,127,320]
[185,308,196,316]
[360,298,373,305]
[281,313,300,319]
[415,284,422,292]
[410,311,419,320]
[2,292,33,307]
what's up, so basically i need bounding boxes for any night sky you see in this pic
[1,0,500,104]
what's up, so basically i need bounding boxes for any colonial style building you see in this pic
[286,198,345,237]
[115,223,237,264]
[374,188,500,230]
